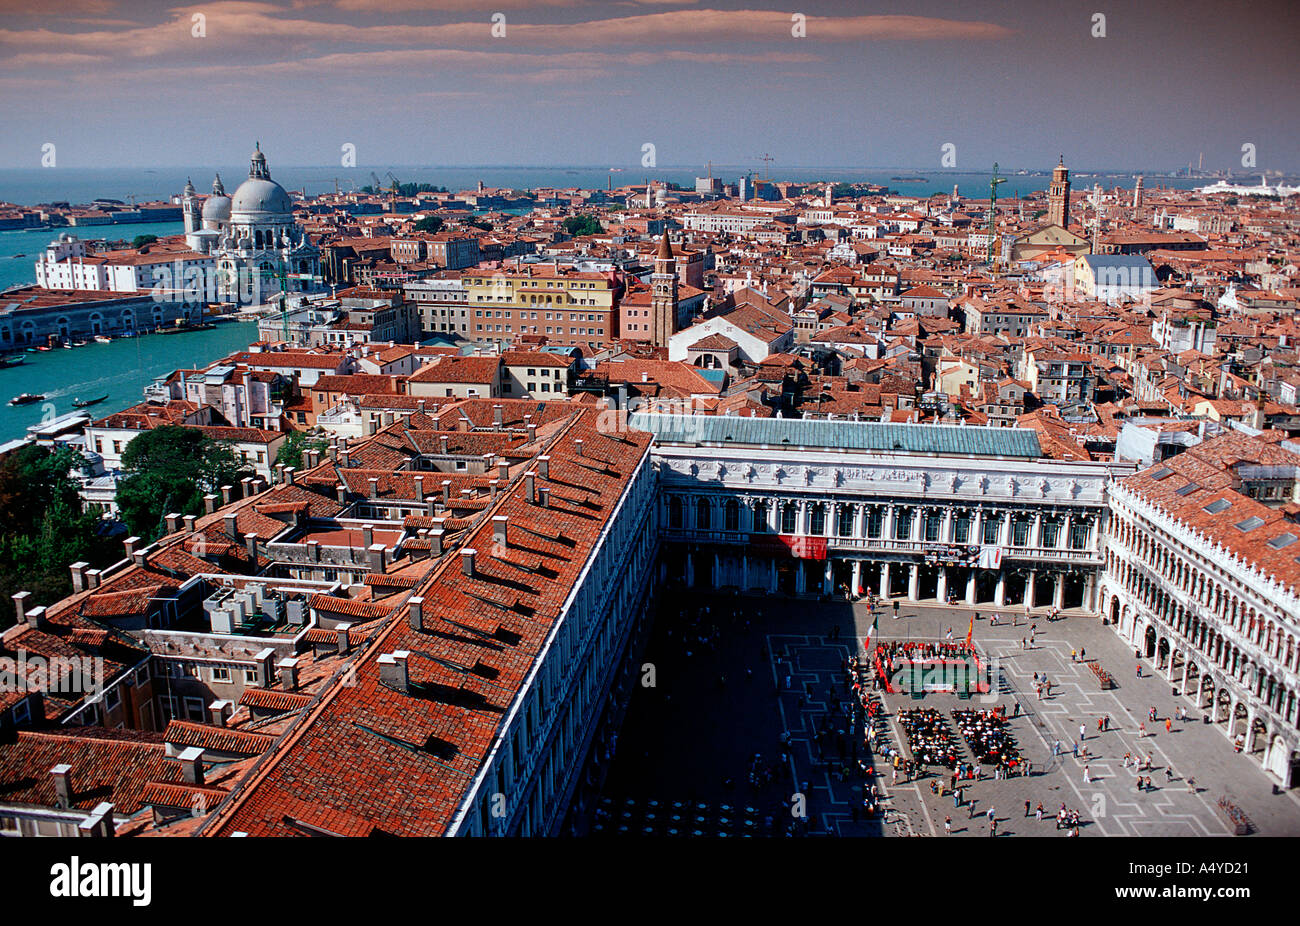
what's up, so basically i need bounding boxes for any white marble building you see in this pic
[634,413,1131,611]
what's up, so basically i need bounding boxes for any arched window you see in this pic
[695,497,711,530]
[752,501,769,534]
[809,504,826,536]
[668,496,683,529]
[781,503,798,534]
[725,499,739,532]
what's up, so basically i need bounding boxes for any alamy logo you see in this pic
[0,650,105,695]
[49,856,152,906]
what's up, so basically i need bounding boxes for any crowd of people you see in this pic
[897,708,960,769]
[953,707,1023,773]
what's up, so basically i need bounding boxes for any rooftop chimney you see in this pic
[492,516,508,550]
[414,475,425,502]
[574,439,584,457]
[85,569,101,590]
[124,535,141,558]
[362,524,375,548]
[253,647,277,688]
[165,513,182,534]
[241,476,255,498]
[208,700,233,728]
[525,471,536,502]
[378,650,411,693]
[497,458,509,481]
[78,802,114,838]
[224,513,240,541]
[277,657,300,691]
[183,514,197,533]
[439,435,449,455]
[441,480,452,504]
[336,483,348,505]
[335,622,352,656]
[461,548,477,577]
[407,596,425,631]
[493,404,503,426]
[220,484,234,506]
[430,528,445,556]
[177,746,205,786]
[12,591,30,625]
[368,477,380,498]
[50,763,73,808]
[284,467,296,485]
[204,494,218,515]
[245,532,258,562]
[69,562,90,594]
[368,543,386,573]
[537,455,550,479]
[539,487,551,508]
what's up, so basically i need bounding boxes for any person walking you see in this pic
[1025,800,1031,817]
[969,798,977,820]
[990,818,998,837]
[1079,723,1086,742]
[1035,803,1044,822]
[1083,764,1091,784]
[1165,717,1172,734]
[945,815,952,835]
[1187,776,1196,793]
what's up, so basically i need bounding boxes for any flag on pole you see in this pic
[965,615,974,647]
[863,614,878,654]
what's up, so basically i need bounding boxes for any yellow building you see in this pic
[461,267,618,349]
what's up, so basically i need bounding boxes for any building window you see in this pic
[866,507,884,539]
[809,505,826,536]
[668,497,683,529]
[1012,518,1030,546]
[1069,520,1092,550]
[894,508,913,541]
[1041,519,1061,548]
[837,506,855,537]
[781,504,798,534]
[752,501,769,533]
[725,499,739,532]
[954,514,971,544]
[982,515,1001,545]
[925,513,942,542]
[695,497,711,530]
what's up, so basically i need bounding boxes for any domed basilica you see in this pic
[182,143,321,302]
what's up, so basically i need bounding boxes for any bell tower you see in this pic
[650,233,678,348]
[1048,155,1071,228]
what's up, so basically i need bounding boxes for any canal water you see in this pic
[0,320,260,443]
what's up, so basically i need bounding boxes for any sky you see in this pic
[0,0,1296,171]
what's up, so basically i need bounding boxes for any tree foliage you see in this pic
[412,215,444,234]
[274,430,328,471]
[131,234,158,249]
[562,215,603,237]
[116,427,251,542]
[0,445,115,619]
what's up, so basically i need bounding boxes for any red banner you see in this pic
[747,534,828,560]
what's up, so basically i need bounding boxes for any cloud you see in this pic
[0,5,1014,61]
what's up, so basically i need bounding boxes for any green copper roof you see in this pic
[629,412,1042,458]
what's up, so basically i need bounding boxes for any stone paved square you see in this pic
[598,589,1300,837]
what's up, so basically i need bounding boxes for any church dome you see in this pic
[229,143,292,220]
[202,193,231,222]
[230,178,292,220]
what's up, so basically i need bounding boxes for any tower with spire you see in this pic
[182,178,200,235]
[650,233,679,348]
[1048,155,1071,228]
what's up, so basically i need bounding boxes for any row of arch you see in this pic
[1109,513,1297,671]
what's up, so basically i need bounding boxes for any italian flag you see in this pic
[864,614,878,653]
